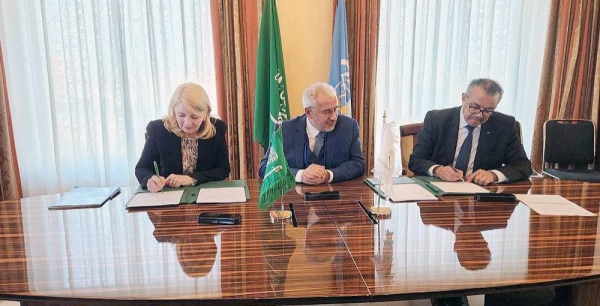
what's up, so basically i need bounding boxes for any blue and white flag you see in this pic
[328,0,352,117]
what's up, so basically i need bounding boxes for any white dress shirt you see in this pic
[295,120,334,183]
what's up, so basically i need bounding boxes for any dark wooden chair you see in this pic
[399,122,423,176]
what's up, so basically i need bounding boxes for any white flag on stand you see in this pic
[373,121,400,200]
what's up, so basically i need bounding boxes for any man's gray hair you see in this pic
[466,78,504,100]
[302,82,337,109]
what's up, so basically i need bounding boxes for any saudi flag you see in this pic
[253,0,290,149]
[258,126,295,211]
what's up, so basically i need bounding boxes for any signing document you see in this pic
[197,186,246,203]
[430,181,489,194]
[127,190,184,208]
[389,184,438,202]
[516,194,596,216]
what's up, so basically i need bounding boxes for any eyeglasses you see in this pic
[468,105,494,117]
[314,106,341,117]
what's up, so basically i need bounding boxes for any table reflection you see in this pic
[371,227,394,288]
[148,212,221,278]
[418,199,518,271]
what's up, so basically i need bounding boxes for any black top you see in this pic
[135,117,230,188]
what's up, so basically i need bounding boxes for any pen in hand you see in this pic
[451,166,466,182]
[153,161,163,192]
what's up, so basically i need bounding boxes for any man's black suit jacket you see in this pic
[408,107,531,182]
[135,118,230,188]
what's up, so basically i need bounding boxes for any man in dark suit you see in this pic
[258,82,365,185]
[409,78,531,185]
[411,79,532,306]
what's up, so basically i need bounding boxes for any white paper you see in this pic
[516,194,596,216]
[431,182,490,194]
[126,190,184,208]
[389,184,438,202]
[197,187,246,203]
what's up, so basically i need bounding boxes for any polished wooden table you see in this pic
[1,178,600,305]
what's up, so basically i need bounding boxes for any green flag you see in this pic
[258,126,295,211]
[253,0,290,149]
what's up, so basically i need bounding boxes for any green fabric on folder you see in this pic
[363,176,418,198]
[133,180,250,204]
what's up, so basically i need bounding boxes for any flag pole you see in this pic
[370,111,392,217]
[270,187,291,223]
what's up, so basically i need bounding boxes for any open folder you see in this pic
[411,176,489,196]
[49,186,121,210]
[363,177,437,202]
[126,180,250,209]
[364,176,417,198]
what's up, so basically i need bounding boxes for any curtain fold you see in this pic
[0,42,22,200]
[0,0,217,197]
[346,0,380,174]
[531,0,600,171]
[376,1,550,165]
[211,0,262,180]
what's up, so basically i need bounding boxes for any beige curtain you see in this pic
[531,0,600,171]
[0,42,22,200]
[346,0,380,174]
[211,0,263,180]
[211,0,381,178]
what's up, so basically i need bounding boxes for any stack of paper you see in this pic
[429,181,490,194]
[516,194,596,216]
[388,184,438,202]
[196,187,246,203]
[126,190,184,209]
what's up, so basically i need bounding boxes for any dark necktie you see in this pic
[313,132,325,156]
[455,125,475,174]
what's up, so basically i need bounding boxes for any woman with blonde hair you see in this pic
[135,83,230,192]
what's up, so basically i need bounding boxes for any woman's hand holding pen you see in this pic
[148,160,166,193]
[433,165,465,182]
[147,175,166,193]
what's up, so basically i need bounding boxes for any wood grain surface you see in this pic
[1,178,599,305]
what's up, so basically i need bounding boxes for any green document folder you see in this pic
[127,180,250,208]
[410,176,446,197]
[363,176,417,198]
[411,176,489,196]
[364,176,472,198]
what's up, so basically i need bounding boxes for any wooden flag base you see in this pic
[370,206,392,217]
[270,210,292,223]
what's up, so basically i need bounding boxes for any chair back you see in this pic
[399,122,423,176]
[543,119,596,171]
[515,120,523,144]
